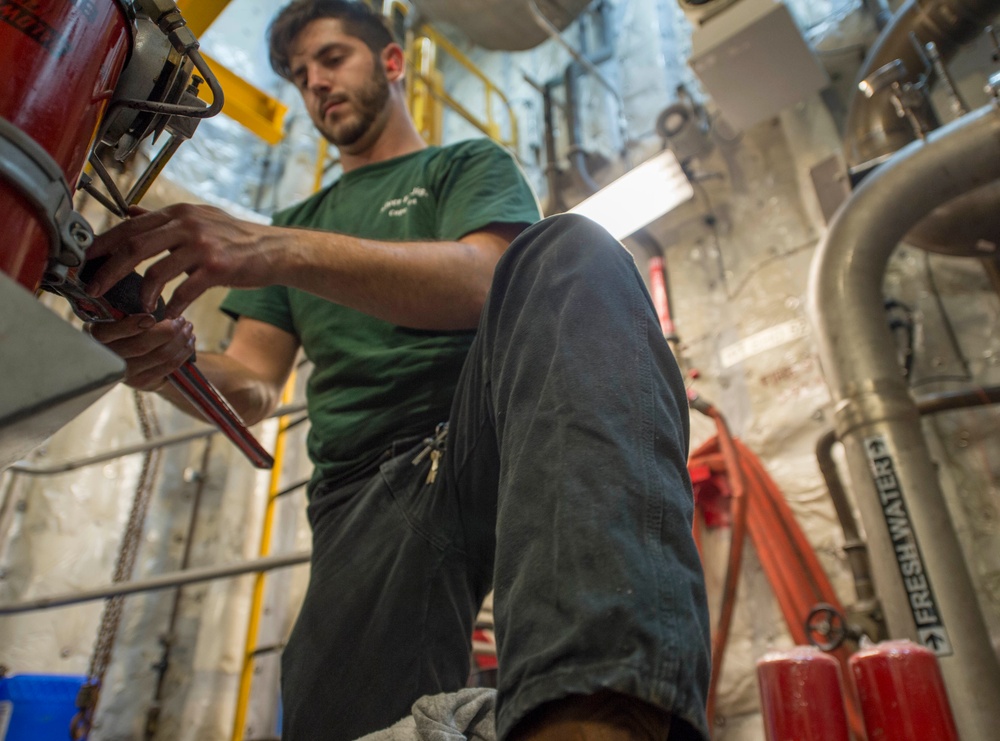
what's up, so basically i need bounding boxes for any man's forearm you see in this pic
[274,228,504,330]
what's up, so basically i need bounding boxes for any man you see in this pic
[87,2,710,739]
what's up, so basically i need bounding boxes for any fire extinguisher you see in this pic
[849,639,959,741]
[757,646,852,741]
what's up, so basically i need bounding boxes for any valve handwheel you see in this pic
[806,603,848,651]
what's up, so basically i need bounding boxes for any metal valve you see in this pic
[806,603,854,652]
[859,59,907,98]
[859,58,939,140]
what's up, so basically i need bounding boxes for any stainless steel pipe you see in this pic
[809,101,1000,741]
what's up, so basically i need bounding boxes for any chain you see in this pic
[72,391,162,740]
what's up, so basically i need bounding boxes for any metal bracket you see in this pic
[0,116,93,283]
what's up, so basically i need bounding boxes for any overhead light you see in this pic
[568,149,694,240]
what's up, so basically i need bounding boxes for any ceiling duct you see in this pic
[409,0,593,50]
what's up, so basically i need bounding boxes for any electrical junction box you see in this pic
[688,0,829,131]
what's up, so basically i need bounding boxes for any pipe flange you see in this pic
[987,71,1000,100]
[832,377,919,440]
[0,116,93,282]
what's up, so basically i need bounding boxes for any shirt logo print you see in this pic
[380,186,429,217]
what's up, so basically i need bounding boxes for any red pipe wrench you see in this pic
[45,261,274,469]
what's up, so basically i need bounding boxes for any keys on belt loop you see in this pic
[411,422,448,484]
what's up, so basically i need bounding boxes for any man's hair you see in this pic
[268,0,397,80]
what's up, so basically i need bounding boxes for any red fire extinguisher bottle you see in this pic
[849,639,959,741]
[757,646,851,741]
[0,1,132,291]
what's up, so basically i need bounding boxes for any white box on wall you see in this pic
[688,0,829,131]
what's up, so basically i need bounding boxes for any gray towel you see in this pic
[359,688,497,741]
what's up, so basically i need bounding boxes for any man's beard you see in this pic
[322,66,390,148]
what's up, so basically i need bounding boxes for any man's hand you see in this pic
[84,204,277,320]
[89,314,195,391]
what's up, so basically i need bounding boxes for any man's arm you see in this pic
[84,205,528,330]
[90,314,299,425]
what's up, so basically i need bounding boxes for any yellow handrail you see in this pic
[230,374,298,741]
[386,0,518,150]
[410,23,519,151]
[314,138,331,193]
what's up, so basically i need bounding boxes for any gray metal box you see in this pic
[688,0,829,131]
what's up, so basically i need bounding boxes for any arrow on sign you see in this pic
[918,627,953,656]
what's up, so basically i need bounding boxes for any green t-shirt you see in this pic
[221,139,540,491]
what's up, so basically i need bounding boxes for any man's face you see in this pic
[287,18,391,151]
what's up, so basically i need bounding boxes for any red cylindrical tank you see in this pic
[757,646,851,741]
[849,639,959,741]
[0,0,132,291]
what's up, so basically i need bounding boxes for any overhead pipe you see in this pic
[542,80,566,215]
[529,0,630,166]
[862,0,893,31]
[808,101,1000,741]
[844,0,1000,257]
[845,0,1000,172]
[563,61,602,195]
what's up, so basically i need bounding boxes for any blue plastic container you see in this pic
[0,674,87,741]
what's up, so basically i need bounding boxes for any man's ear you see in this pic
[381,43,406,82]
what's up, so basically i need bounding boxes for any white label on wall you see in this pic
[719,318,809,368]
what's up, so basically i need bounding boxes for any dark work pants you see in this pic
[280,214,711,741]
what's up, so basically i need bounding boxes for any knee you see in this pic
[495,213,636,286]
